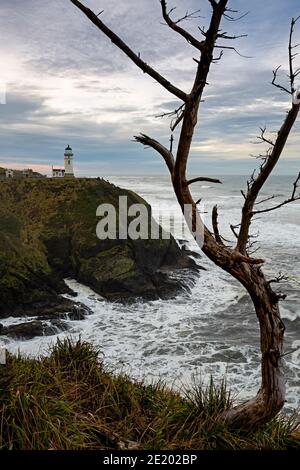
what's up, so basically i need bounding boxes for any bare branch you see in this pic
[291,171,300,198]
[214,44,252,58]
[186,177,222,185]
[246,169,256,192]
[272,65,292,95]
[247,245,261,256]
[156,103,186,131]
[169,134,174,153]
[230,224,239,239]
[223,9,249,22]
[237,102,300,253]
[156,103,184,119]
[160,1,205,51]
[217,31,247,40]
[268,272,289,284]
[246,230,260,252]
[70,0,187,102]
[198,25,207,37]
[173,9,203,24]
[253,172,300,215]
[254,126,275,147]
[134,133,175,174]
[289,16,300,93]
[212,49,224,62]
[237,18,300,250]
[250,150,271,162]
[255,194,278,206]
[171,111,185,131]
[212,205,224,244]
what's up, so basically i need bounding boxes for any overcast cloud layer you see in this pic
[0,0,300,176]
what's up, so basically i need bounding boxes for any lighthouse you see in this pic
[64,145,74,178]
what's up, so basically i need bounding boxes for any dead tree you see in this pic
[69,0,300,428]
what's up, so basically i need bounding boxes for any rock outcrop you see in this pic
[0,178,198,322]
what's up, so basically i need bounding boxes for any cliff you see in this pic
[0,177,197,320]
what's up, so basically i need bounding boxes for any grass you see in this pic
[0,338,299,450]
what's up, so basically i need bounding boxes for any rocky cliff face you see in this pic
[0,178,197,321]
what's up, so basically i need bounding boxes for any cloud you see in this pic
[0,0,299,175]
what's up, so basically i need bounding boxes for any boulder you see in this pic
[1,320,69,339]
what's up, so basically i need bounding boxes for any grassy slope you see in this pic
[0,178,141,283]
[0,339,299,450]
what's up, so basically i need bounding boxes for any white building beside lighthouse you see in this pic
[52,145,75,178]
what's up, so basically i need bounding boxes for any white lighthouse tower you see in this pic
[64,145,74,178]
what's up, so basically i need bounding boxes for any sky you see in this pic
[0,0,300,176]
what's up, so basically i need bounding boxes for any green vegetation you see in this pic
[0,178,190,314]
[0,339,299,450]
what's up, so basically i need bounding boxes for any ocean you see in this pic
[1,175,300,412]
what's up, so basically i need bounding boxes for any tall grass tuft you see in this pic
[0,338,299,450]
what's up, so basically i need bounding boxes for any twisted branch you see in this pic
[70,0,187,102]
[160,1,204,51]
[212,205,224,244]
[253,172,300,215]
[186,176,222,185]
[134,133,174,174]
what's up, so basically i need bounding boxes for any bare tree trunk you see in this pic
[69,0,300,430]
[222,265,285,428]
[175,187,286,429]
